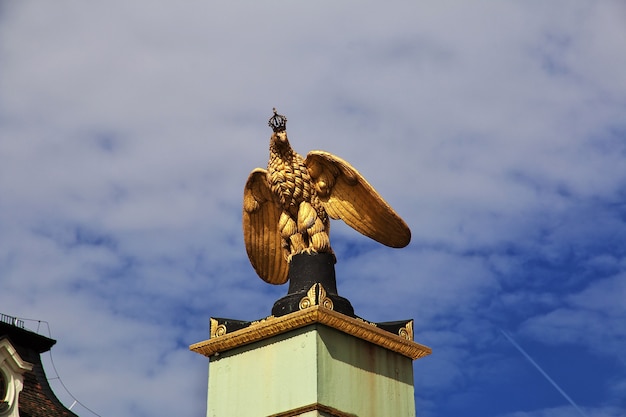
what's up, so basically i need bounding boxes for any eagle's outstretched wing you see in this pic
[305,151,411,248]
[243,168,289,284]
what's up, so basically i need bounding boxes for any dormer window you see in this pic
[0,338,33,417]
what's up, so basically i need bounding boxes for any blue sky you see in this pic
[1,1,625,416]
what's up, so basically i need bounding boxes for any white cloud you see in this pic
[519,273,626,357]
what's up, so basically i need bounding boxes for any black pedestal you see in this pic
[271,253,355,317]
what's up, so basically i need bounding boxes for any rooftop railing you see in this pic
[0,313,25,329]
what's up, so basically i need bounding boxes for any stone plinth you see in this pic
[190,304,431,417]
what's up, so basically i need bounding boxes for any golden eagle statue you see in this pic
[243,109,411,285]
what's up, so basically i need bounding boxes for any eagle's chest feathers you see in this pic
[268,148,314,215]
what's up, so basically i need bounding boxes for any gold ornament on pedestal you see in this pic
[243,109,411,285]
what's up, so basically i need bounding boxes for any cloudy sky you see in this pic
[1,1,625,416]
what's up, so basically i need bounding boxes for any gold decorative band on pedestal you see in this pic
[268,402,358,417]
[191,305,431,360]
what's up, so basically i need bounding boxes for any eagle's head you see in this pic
[272,130,289,145]
[268,108,292,152]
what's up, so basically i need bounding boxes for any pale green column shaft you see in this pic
[206,324,416,417]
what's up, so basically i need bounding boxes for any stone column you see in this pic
[191,298,431,417]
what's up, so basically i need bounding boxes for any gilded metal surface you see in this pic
[209,318,228,338]
[190,306,431,360]
[317,284,334,310]
[298,283,335,311]
[209,318,219,338]
[398,320,413,341]
[243,109,411,284]
[250,316,275,326]
[215,325,227,337]
[298,284,318,310]
[355,316,377,327]
[268,402,359,417]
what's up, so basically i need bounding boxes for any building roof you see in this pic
[0,315,79,417]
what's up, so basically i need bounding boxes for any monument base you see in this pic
[191,306,431,417]
[272,253,354,317]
